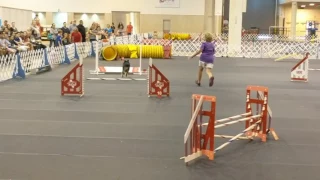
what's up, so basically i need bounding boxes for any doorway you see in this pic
[163,19,171,33]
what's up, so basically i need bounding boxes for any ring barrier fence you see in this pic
[1,33,320,83]
[181,85,279,165]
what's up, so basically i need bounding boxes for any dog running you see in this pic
[122,57,131,78]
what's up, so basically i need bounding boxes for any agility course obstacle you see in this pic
[291,53,309,82]
[147,58,170,98]
[61,57,84,97]
[89,38,145,75]
[181,85,278,165]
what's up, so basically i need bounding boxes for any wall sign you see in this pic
[155,0,180,8]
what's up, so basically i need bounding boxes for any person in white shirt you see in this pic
[69,20,77,32]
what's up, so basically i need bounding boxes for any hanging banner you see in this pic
[215,0,223,16]
[155,0,180,8]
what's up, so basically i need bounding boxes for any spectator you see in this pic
[88,23,98,42]
[56,30,62,46]
[71,27,82,43]
[34,14,40,21]
[77,20,86,42]
[14,32,23,45]
[35,19,43,35]
[104,24,112,37]
[126,22,133,35]
[61,22,70,35]
[0,33,16,54]
[62,33,70,45]
[111,22,115,33]
[49,23,58,47]
[1,20,10,31]
[69,20,77,32]
[10,22,18,33]
[30,20,41,40]
[3,27,11,37]
[118,22,124,36]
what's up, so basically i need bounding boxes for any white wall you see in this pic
[74,13,105,28]
[0,0,204,15]
[0,6,32,30]
[53,12,68,28]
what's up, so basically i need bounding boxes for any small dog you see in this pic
[122,59,130,77]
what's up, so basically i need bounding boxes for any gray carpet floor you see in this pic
[0,56,319,180]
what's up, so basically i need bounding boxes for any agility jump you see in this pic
[61,57,84,97]
[61,56,170,98]
[147,58,170,98]
[89,36,146,76]
[181,85,278,165]
[291,52,309,82]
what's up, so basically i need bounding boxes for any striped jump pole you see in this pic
[215,112,252,124]
[214,135,250,140]
[201,114,261,128]
[214,120,261,153]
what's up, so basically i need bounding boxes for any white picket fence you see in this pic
[1,33,320,82]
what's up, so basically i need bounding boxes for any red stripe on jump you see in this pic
[99,66,106,72]
[291,78,307,81]
[132,67,139,73]
[291,53,309,71]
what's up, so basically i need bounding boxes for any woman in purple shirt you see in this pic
[189,33,215,87]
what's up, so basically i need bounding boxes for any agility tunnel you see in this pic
[163,33,191,40]
[100,44,171,61]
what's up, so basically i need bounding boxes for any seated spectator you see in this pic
[10,22,18,33]
[71,27,82,43]
[0,33,16,54]
[1,20,10,31]
[3,27,11,37]
[13,32,29,52]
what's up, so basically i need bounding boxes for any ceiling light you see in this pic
[301,5,306,7]
[310,3,315,6]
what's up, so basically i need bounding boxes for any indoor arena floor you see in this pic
[0,56,319,180]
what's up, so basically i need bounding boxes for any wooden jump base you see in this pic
[61,57,84,97]
[181,85,279,165]
[147,58,170,98]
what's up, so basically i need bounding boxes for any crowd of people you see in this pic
[48,20,133,46]
[0,16,134,56]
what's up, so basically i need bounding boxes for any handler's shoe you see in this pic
[195,80,201,87]
[209,77,214,87]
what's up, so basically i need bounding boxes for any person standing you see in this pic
[104,24,113,37]
[77,20,86,42]
[61,22,70,35]
[69,20,77,32]
[49,23,58,47]
[126,22,133,35]
[118,22,124,36]
[71,27,82,43]
[88,23,98,42]
[111,22,115,33]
